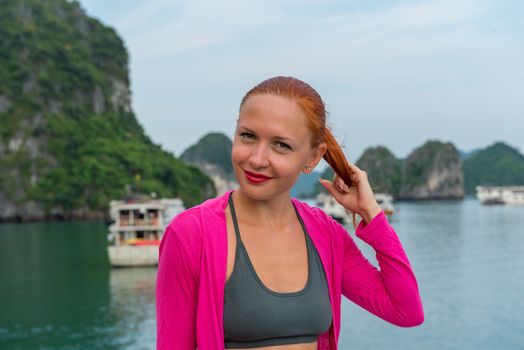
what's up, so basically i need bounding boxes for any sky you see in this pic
[78,0,524,166]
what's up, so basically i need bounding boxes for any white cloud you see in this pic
[117,0,280,59]
[122,0,489,83]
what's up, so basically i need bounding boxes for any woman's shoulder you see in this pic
[167,205,201,229]
[161,206,203,255]
[164,191,230,243]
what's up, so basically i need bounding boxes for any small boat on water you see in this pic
[476,186,524,205]
[375,193,395,215]
[315,192,348,224]
[107,195,185,267]
[315,192,394,225]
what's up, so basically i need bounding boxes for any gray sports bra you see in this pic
[223,192,332,348]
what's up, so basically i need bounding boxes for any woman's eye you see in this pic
[240,132,255,140]
[275,142,291,150]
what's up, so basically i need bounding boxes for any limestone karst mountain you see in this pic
[398,141,464,199]
[0,0,214,221]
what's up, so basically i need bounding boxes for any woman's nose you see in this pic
[248,143,270,169]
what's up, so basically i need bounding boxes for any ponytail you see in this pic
[322,127,358,230]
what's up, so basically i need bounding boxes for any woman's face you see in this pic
[231,93,326,201]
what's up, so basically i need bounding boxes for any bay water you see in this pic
[1,197,523,349]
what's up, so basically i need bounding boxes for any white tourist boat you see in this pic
[315,192,348,224]
[476,186,524,205]
[315,192,394,225]
[107,195,185,267]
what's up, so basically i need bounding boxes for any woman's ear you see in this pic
[304,142,327,172]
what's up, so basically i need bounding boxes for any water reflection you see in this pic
[108,268,157,350]
[0,221,157,350]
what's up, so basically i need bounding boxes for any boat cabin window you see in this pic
[148,210,159,226]
[133,210,145,226]
[120,210,130,226]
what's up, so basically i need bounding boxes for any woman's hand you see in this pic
[318,163,382,224]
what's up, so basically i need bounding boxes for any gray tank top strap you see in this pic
[228,192,243,244]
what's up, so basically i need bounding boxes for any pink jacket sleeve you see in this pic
[156,219,199,349]
[339,210,424,327]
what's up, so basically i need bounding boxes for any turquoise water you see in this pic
[340,197,524,349]
[1,197,523,349]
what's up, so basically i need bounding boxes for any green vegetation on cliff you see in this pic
[355,146,401,194]
[0,0,214,218]
[30,113,213,212]
[463,142,524,194]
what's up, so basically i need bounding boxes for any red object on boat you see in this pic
[128,239,161,246]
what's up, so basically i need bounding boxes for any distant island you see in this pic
[307,141,524,200]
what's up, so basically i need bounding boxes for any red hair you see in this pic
[240,76,357,226]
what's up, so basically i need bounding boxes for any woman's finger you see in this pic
[318,178,344,201]
[347,162,361,172]
[335,177,350,193]
[331,175,347,192]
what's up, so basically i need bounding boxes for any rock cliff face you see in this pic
[398,141,464,199]
[357,146,402,195]
[180,132,238,195]
[0,0,214,221]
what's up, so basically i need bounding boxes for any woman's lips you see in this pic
[244,170,272,184]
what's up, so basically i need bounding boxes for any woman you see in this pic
[156,76,424,350]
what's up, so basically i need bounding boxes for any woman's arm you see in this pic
[339,210,424,327]
[156,223,199,349]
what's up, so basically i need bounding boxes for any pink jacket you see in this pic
[156,190,424,349]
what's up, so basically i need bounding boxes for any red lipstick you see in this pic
[244,170,272,184]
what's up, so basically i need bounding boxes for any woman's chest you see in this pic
[225,206,310,293]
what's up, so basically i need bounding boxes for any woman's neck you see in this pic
[232,189,296,232]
